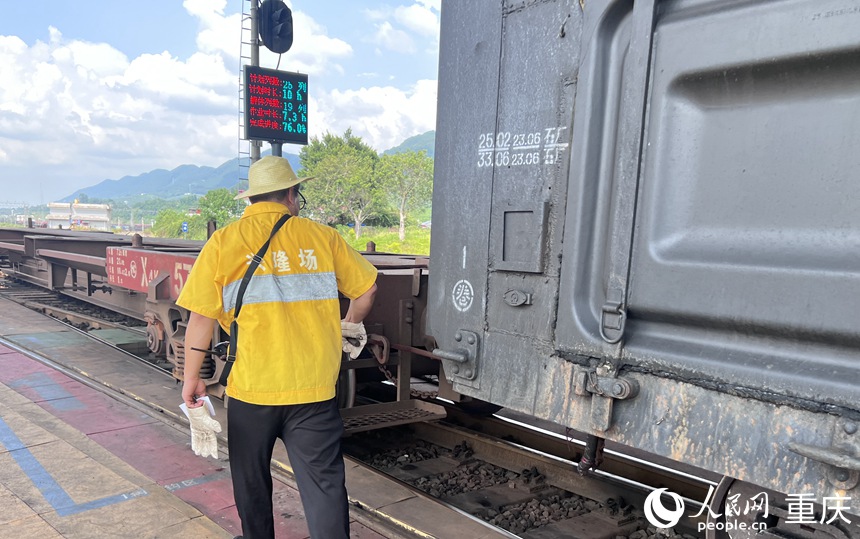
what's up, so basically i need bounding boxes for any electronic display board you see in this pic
[244,65,308,145]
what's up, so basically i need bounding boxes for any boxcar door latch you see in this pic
[600,287,627,344]
[574,363,639,431]
[788,440,860,490]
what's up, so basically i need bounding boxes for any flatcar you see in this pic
[427,0,860,534]
[0,227,445,429]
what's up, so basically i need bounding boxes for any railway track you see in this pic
[344,410,709,538]
[0,275,172,370]
[0,272,717,538]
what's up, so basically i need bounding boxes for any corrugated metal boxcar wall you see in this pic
[430,0,860,507]
[430,0,580,396]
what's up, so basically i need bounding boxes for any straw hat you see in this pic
[235,155,313,200]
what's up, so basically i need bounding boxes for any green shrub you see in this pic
[337,226,431,255]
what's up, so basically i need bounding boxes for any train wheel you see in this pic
[146,319,166,357]
[706,477,781,539]
[704,476,734,539]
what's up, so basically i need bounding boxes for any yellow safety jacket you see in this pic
[177,202,377,405]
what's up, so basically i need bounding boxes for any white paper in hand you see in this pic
[179,395,216,419]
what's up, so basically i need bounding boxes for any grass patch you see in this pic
[337,226,431,255]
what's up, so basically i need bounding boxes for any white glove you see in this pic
[187,405,222,459]
[341,320,367,359]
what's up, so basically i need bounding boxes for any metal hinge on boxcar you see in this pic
[432,329,479,381]
[574,362,639,432]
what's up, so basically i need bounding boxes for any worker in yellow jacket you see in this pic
[178,155,377,539]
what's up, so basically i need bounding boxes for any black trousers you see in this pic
[227,397,349,539]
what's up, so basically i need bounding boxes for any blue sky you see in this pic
[0,0,440,205]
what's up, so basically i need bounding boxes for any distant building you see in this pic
[46,201,112,231]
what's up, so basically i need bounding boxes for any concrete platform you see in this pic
[0,294,509,539]
[0,356,231,538]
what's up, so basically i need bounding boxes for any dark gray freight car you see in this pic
[427,0,860,532]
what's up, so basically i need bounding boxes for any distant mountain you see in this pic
[384,131,435,157]
[63,131,435,202]
[63,153,301,202]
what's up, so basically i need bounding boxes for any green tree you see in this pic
[377,151,433,241]
[150,209,206,239]
[307,146,380,238]
[198,188,243,228]
[151,209,187,238]
[136,197,175,214]
[299,130,383,238]
[300,128,377,172]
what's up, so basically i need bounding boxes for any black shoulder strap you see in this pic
[219,213,290,386]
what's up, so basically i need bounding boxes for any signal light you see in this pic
[259,0,293,54]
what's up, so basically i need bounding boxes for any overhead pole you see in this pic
[261,0,282,158]
[250,0,262,163]
[249,0,293,160]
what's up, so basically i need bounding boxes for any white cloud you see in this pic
[183,0,227,23]
[394,4,439,37]
[363,7,390,21]
[0,2,440,204]
[196,13,243,58]
[63,41,129,77]
[257,11,352,76]
[416,0,441,11]
[0,25,237,191]
[370,21,415,54]
[363,2,439,53]
[108,51,234,104]
[184,0,242,59]
[314,79,437,151]
[0,36,45,114]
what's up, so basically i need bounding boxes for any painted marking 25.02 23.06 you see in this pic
[476,127,569,168]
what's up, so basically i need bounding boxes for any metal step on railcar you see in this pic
[342,400,447,434]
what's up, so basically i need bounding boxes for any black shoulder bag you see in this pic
[218,213,290,386]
